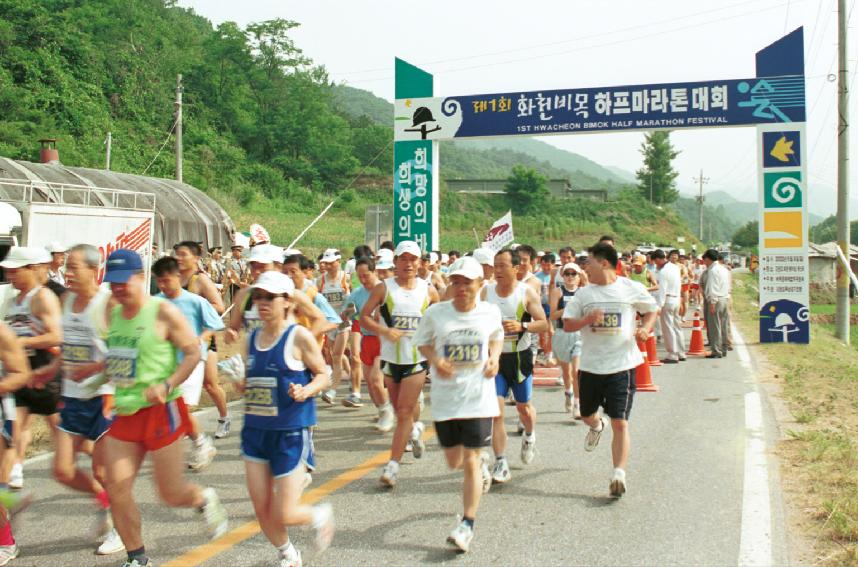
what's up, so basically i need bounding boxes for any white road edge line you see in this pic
[733,326,772,567]
[22,399,245,466]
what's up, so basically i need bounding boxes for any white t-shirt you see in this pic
[563,278,657,375]
[413,301,503,422]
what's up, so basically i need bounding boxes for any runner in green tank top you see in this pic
[100,250,228,567]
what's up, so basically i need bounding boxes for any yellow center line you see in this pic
[164,429,435,567]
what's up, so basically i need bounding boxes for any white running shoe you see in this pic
[520,436,535,465]
[0,544,18,566]
[447,520,474,553]
[375,407,395,433]
[380,461,399,487]
[491,458,511,484]
[564,392,574,413]
[411,422,425,459]
[201,487,229,539]
[279,544,302,567]
[91,507,112,541]
[189,435,217,471]
[312,502,335,552]
[404,441,413,452]
[8,464,22,490]
[480,452,492,494]
[610,468,627,498]
[341,393,363,408]
[96,528,125,555]
[320,389,336,404]
[214,417,231,439]
[585,417,607,452]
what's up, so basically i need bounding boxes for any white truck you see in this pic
[0,179,155,314]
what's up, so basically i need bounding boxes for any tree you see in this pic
[732,221,759,248]
[505,165,549,213]
[635,131,680,205]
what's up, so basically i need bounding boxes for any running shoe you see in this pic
[189,435,217,471]
[91,507,112,541]
[312,502,335,552]
[380,461,399,487]
[214,417,231,439]
[521,436,536,465]
[376,407,395,433]
[447,520,474,553]
[341,393,363,408]
[0,544,17,566]
[201,487,229,539]
[480,452,492,494]
[405,441,413,452]
[121,560,150,567]
[610,468,627,498]
[491,458,510,484]
[320,389,336,404]
[564,392,574,413]
[96,528,125,555]
[585,417,607,452]
[411,422,425,459]
[8,464,22,490]
[279,546,302,567]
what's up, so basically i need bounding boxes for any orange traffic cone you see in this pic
[646,333,663,367]
[635,338,659,392]
[687,310,707,356]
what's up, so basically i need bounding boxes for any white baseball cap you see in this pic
[447,257,483,280]
[376,249,394,270]
[472,247,495,266]
[429,252,439,264]
[321,248,341,263]
[283,248,302,257]
[47,241,66,254]
[561,262,584,275]
[441,253,449,264]
[252,271,295,296]
[248,243,279,264]
[0,247,49,269]
[394,241,421,258]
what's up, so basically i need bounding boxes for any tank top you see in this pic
[5,286,50,370]
[62,289,114,399]
[318,271,347,311]
[554,285,577,330]
[182,272,201,292]
[485,282,531,353]
[244,324,316,430]
[536,272,551,305]
[379,277,430,364]
[107,298,179,416]
[629,269,649,288]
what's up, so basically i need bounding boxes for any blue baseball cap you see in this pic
[104,249,144,283]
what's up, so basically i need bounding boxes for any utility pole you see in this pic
[175,74,183,183]
[835,0,851,342]
[693,169,709,242]
[104,131,112,171]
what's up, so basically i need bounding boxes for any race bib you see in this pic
[391,314,420,334]
[245,376,278,417]
[63,342,95,363]
[443,343,482,365]
[105,347,138,388]
[591,312,623,334]
[324,291,344,305]
[502,316,519,342]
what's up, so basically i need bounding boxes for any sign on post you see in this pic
[482,211,514,252]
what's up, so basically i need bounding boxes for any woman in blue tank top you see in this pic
[239,271,334,566]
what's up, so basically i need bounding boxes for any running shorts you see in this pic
[59,396,113,442]
[15,382,61,416]
[360,335,380,366]
[351,320,360,333]
[681,283,690,293]
[382,361,429,383]
[579,368,636,421]
[109,397,191,451]
[495,350,534,403]
[241,426,316,478]
[435,418,493,449]
[551,330,582,363]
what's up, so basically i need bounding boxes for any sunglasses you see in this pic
[563,272,579,277]
[251,291,284,302]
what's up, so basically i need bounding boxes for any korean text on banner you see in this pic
[393,140,433,252]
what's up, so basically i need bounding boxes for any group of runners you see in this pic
[0,232,732,566]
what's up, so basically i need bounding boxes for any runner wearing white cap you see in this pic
[317,249,351,405]
[414,257,502,552]
[549,262,584,417]
[472,248,495,285]
[46,241,67,287]
[360,241,440,487]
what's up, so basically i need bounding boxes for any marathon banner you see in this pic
[482,211,514,252]
[394,76,806,141]
[393,140,435,252]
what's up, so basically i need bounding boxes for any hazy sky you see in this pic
[178,0,855,215]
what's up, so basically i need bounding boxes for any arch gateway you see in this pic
[392,27,809,345]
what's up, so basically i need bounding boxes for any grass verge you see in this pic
[732,273,858,565]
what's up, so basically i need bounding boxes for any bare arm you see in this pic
[226,287,250,344]
[289,326,331,402]
[194,273,225,314]
[548,286,563,321]
[427,284,441,305]
[360,282,394,339]
[523,287,549,333]
[0,324,30,394]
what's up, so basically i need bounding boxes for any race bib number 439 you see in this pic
[591,312,623,334]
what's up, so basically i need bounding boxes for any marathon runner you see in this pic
[153,256,224,471]
[549,262,584,418]
[360,241,440,487]
[239,271,334,567]
[173,241,231,440]
[535,253,555,366]
[101,249,228,567]
[562,242,657,498]
[316,249,351,405]
[413,256,502,553]
[483,248,548,483]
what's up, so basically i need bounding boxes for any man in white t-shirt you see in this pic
[562,243,657,498]
[414,256,503,553]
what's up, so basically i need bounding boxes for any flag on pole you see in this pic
[482,211,514,252]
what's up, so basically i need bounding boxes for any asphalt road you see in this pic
[12,325,792,567]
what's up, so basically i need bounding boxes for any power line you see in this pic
[140,118,179,176]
